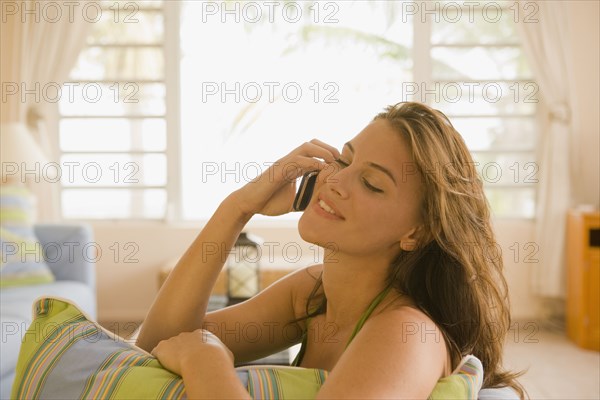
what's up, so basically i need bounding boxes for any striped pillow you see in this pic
[430,355,484,400]
[246,367,328,399]
[13,297,185,399]
[0,185,54,288]
[12,297,483,399]
[12,297,329,400]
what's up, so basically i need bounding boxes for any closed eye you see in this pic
[363,178,383,193]
[335,159,383,193]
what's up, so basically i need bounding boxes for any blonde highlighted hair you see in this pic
[375,102,525,397]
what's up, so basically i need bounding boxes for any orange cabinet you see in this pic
[566,210,600,351]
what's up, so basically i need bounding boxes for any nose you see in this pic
[322,162,349,199]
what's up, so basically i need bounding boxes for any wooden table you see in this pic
[158,260,297,296]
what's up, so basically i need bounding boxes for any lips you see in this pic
[318,199,336,215]
[314,195,345,220]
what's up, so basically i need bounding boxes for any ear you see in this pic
[399,226,421,252]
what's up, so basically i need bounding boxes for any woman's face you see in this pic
[298,119,423,262]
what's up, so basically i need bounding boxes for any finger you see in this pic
[276,156,328,182]
[150,339,169,357]
[295,141,338,163]
[309,138,341,159]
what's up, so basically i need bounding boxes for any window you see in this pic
[59,0,168,219]
[179,0,537,220]
[59,0,537,220]
[179,1,414,220]
[425,1,538,218]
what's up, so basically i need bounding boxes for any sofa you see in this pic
[0,224,96,399]
[0,225,520,400]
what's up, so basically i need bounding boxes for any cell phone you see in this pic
[293,171,319,211]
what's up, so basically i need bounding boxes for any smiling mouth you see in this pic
[318,199,337,215]
[315,197,345,220]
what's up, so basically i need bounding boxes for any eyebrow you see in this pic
[343,142,397,185]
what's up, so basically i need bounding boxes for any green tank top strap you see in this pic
[291,329,308,366]
[292,285,393,366]
[345,284,392,348]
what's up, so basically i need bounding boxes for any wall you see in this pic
[94,218,540,323]
[568,1,600,207]
[94,221,318,322]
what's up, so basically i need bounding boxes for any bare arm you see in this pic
[202,264,323,363]
[136,196,251,352]
[316,307,448,399]
[137,140,340,354]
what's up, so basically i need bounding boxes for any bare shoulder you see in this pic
[276,263,323,320]
[372,303,447,349]
[372,298,449,368]
[317,301,448,399]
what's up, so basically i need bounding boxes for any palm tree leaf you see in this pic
[283,25,410,61]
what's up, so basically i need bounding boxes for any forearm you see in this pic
[181,348,250,400]
[137,193,252,352]
[137,141,337,353]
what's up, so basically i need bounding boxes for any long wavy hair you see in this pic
[302,102,525,398]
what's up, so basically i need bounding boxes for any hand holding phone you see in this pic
[292,171,319,211]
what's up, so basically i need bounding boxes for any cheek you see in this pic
[354,197,417,239]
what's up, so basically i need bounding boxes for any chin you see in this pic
[297,212,317,244]
[298,212,344,253]
[298,211,328,248]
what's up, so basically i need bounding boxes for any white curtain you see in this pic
[515,1,575,297]
[0,1,90,220]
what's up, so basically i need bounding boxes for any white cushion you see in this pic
[479,387,520,399]
[0,281,95,320]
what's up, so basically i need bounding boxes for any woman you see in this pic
[136,102,524,399]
